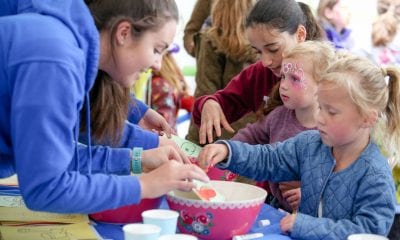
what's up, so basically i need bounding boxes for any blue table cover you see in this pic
[93,197,293,240]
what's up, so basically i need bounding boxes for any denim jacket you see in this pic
[218,130,395,239]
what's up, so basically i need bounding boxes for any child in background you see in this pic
[317,0,354,50]
[198,53,400,238]
[151,45,194,131]
[232,41,336,212]
[370,0,400,66]
[186,0,257,144]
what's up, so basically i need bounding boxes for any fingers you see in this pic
[280,215,291,233]
[220,115,235,133]
[197,144,227,170]
[199,122,208,145]
[282,188,300,211]
[161,122,173,138]
[173,164,210,191]
[200,100,224,144]
[207,120,216,144]
[279,213,295,234]
[175,179,196,191]
[166,146,184,163]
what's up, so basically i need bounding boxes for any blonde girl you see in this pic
[151,48,194,130]
[198,53,399,238]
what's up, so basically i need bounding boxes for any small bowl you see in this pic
[90,198,162,223]
[166,181,267,240]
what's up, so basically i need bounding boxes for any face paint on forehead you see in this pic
[282,62,307,89]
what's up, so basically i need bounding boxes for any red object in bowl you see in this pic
[167,181,267,240]
[89,198,162,223]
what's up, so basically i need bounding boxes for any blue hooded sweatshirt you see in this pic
[0,0,150,213]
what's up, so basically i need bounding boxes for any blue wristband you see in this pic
[131,147,143,174]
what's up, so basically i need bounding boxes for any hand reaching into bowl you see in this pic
[197,143,229,171]
[139,161,210,199]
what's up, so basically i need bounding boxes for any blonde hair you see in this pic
[372,0,399,47]
[261,41,336,116]
[207,0,255,61]
[320,53,400,164]
[152,52,188,94]
[283,40,336,83]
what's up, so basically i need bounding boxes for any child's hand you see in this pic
[197,143,229,171]
[281,188,301,211]
[280,212,297,234]
[139,161,210,199]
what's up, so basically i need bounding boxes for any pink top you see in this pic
[232,105,316,211]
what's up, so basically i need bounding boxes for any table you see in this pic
[93,197,293,240]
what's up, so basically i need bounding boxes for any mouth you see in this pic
[280,94,289,101]
[270,66,281,76]
[318,129,327,136]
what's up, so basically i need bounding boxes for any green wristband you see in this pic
[131,147,143,174]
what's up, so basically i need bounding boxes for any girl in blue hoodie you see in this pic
[0,0,209,213]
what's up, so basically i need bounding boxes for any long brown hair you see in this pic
[81,0,179,146]
[207,0,256,61]
[372,0,399,47]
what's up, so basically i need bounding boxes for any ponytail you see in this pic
[298,2,324,41]
[383,67,400,164]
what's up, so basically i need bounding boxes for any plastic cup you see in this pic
[142,209,179,235]
[123,223,161,240]
[158,234,198,240]
[347,234,389,240]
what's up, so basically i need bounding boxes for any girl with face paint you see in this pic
[191,0,324,145]
[231,41,336,213]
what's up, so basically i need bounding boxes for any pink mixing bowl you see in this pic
[89,197,162,223]
[166,181,267,240]
[188,156,237,181]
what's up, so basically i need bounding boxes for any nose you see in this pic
[260,53,273,68]
[279,78,288,90]
[314,109,324,125]
[151,56,163,72]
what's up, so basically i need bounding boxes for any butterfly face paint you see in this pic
[282,62,307,89]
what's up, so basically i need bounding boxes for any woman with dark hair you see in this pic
[0,0,209,213]
[191,0,324,145]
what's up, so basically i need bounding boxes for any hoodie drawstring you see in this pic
[85,93,92,174]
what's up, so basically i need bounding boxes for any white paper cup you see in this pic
[348,234,389,240]
[123,223,161,240]
[158,233,198,240]
[142,209,179,235]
